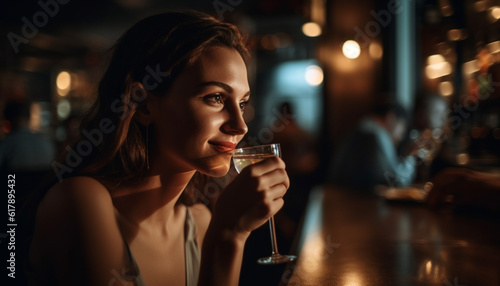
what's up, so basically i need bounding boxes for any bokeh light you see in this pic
[425,54,452,79]
[342,40,360,59]
[491,7,500,20]
[302,22,322,37]
[56,71,71,96]
[57,99,71,120]
[439,81,454,96]
[456,153,469,165]
[369,42,383,59]
[305,65,324,86]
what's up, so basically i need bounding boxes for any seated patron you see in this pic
[328,103,416,189]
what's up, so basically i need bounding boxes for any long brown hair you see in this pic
[71,11,248,194]
[18,12,248,276]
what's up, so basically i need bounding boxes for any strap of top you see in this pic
[184,205,201,286]
[124,238,148,286]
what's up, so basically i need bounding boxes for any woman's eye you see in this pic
[204,94,223,104]
[239,101,249,112]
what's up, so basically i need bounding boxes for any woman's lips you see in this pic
[209,141,237,152]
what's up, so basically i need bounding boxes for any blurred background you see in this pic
[1,0,499,175]
[1,0,500,284]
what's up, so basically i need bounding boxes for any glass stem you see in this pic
[268,216,279,256]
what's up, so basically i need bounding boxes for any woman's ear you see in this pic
[131,82,152,125]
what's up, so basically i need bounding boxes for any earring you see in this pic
[146,122,150,170]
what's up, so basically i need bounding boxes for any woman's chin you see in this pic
[201,164,231,177]
[196,157,232,177]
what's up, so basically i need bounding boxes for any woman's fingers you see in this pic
[257,168,290,191]
[270,183,288,199]
[250,196,285,219]
[255,174,288,218]
[242,158,289,190]
[213,155,290,234]
[242,156,286,177]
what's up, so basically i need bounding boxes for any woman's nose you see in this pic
[221,106,248,135]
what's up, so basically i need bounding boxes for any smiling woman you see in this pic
[25,10,290,286]
[148,46,250,178]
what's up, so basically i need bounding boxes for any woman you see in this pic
[28,11,289,286]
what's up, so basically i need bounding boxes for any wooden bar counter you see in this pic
[282,185,500,286]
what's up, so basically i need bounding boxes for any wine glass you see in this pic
[232,143,297,265]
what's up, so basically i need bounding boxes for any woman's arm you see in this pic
[198,220,249,286]
[197,156,289,286]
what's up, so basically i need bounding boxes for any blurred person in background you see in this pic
[0,99,56,172]
[412,92,448,132]
[328,102,416,189]
[407,93,450,181]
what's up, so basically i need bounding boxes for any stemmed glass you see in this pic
[232,143,297,265]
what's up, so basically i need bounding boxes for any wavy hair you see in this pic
[75,11,248,185]
[45,11,248,208]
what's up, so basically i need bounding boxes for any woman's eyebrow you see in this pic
[198,81,233,92]
[198,81,251,97]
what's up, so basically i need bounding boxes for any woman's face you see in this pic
[149,46,249,176]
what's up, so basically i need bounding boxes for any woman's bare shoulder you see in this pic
[35,176,117,236]
[39,177,112,214]
[46,176,111,198]
[31,177,131,284]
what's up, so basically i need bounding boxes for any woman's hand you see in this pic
[211,156,290,240]
[199,156,289,285]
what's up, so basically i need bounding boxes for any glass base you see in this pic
[257,254,297,265]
